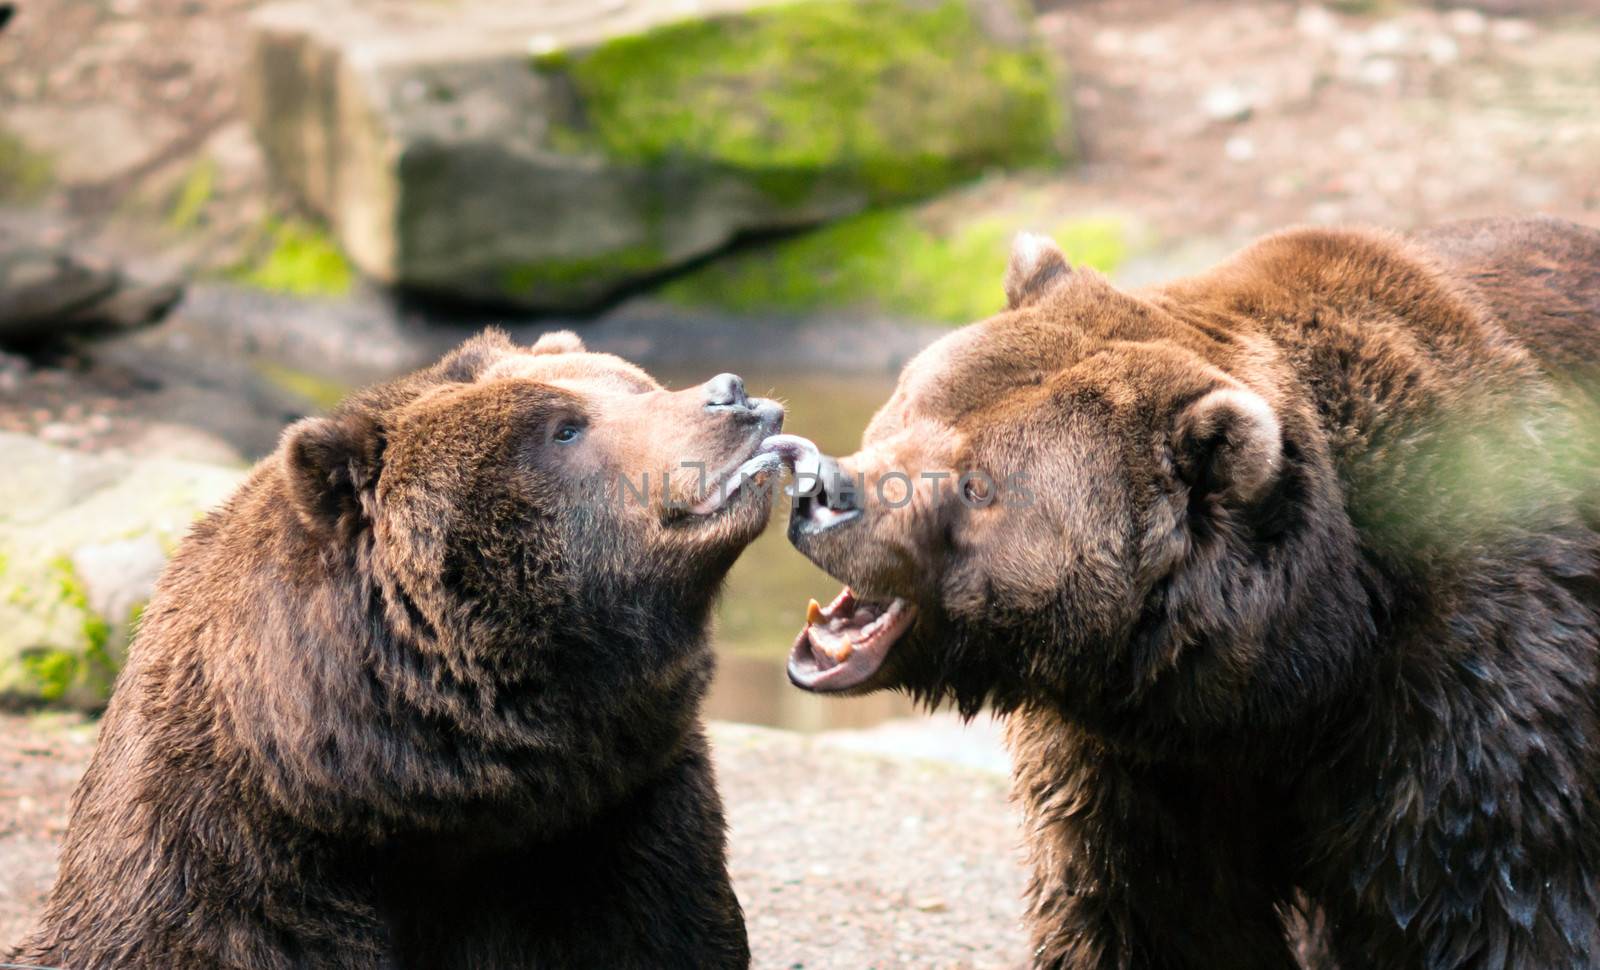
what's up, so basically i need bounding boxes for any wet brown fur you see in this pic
[10,331,777,969]
[791,217,1600,968]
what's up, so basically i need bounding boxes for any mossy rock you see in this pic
[662,184,1139,325]
[542,0,1065,199]
[0,433,243,710]
[166,157,218,232]
[0,127,53,203]
[245,0,1071,309]
[230,217,355,298]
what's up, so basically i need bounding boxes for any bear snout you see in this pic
[703,372,784,438]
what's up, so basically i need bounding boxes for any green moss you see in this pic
[255,362,351,411]
[0,128,53,202]
[50,557,89,610]
[50,557,111,660]
[167,157,218,232]
[233,218,355,297]
[1053,218,1132,279]
[535,0,1066,202]
[543,123,593,155]
[17,557,121,705]
[530,48,572,72]
[20,648,79,703]
[662,207,1129,325]
[499,243,665,298]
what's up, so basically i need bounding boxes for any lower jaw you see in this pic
[787,660,893,695]
[685,500,772,548]
[787,594,914,692]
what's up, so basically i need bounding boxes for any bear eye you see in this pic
[960,472,993,507]
[552,422,583,444]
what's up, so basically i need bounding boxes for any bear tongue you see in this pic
[689,435,821,516]
[761,434,821,478]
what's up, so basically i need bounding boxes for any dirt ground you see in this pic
[0,714,1026,969]
[0,713,97,957]
[1048,0,1600,245]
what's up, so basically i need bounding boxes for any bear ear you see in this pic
[1004,232,1071,310]
[1171,387,1283,505]
[281,411,384,533]
[436,328,515,382]
[529,330,585,356]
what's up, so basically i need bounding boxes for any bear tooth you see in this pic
[807,598,824,625]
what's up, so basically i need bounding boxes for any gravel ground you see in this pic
[1044,0,1600,245]
[719,723,1026,970]
[0,714,1028,969]
[0,712,97,957]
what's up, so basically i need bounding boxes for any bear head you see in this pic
[283,329,787,659]
[786,234,1369,746]
[248,330,790,834]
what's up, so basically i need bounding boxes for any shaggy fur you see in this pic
[11,330,783,969]
[789,217,1600,968]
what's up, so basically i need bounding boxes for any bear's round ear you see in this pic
[281,411,383,533]
[436,328,515,382]
[1004,232,1071,310]
[1172,387,1283,505]
[530,330,585,356]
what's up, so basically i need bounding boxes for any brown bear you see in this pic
[783,217,1600,968]
[11,329,789,969]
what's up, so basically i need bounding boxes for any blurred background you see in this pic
[1,0,1598,732]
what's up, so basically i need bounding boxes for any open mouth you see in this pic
[788,587,916,692]
[689,434,818,517]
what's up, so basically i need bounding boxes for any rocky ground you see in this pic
[0,713,94,957]
[0,714,1026,969]
[1051,0,1600,246]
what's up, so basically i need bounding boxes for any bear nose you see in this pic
[814,455,861,512]
[704,373,750,410]
[790,452,863,534]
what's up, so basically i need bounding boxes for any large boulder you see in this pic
[0,433,243,709]
[0,239,183,348]
[244,0,1070,310]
